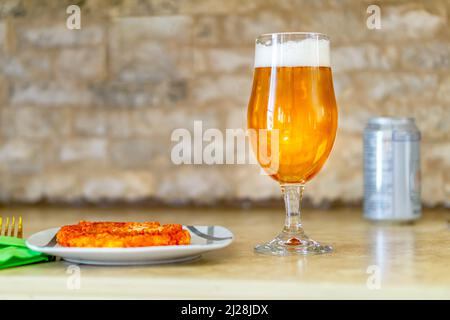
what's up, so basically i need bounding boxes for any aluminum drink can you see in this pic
[363,117,421,222]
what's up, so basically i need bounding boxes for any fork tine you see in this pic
[3,217,9,236]
[10,216,16,237]
[18,216,23,239]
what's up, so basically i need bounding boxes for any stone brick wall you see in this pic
[0,0,449,206]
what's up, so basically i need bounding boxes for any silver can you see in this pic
[363,117,421,222]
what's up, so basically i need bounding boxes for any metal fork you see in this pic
[0,216,23,238]
[186,226,232,241]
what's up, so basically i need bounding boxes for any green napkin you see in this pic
[0,236,52,270]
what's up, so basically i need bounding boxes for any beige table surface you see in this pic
[0,206,449,299]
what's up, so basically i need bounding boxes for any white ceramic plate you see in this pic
[26,226,233,265]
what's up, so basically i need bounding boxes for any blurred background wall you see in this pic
[0,0,448,207]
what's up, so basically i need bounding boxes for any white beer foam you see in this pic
[254,38,330,67]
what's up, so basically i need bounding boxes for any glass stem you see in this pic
[281,184,305,234]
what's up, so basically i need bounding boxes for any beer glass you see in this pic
[247,32,338,255]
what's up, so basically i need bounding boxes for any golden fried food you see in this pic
[56,221,191,247]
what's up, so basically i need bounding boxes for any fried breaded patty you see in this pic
[56,221,191,247]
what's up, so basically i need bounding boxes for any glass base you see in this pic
[254,228,333,256]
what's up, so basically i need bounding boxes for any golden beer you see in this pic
[248,66,338,183]
[247,33,338,255]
